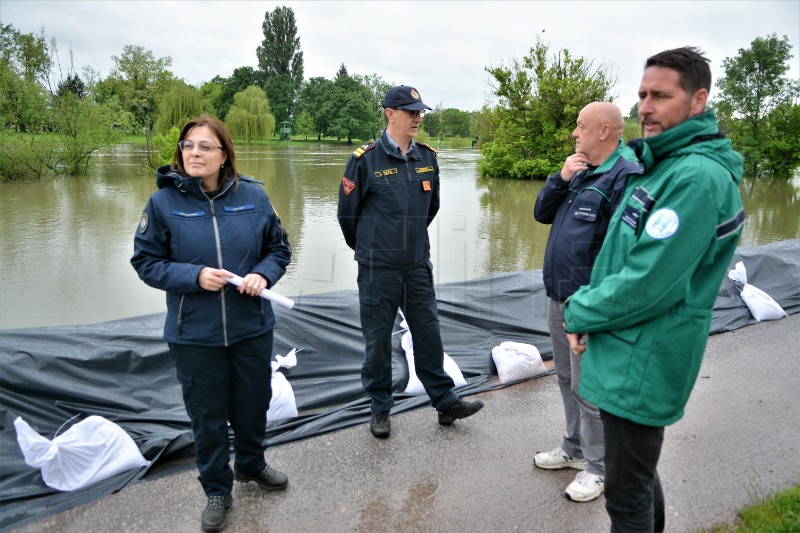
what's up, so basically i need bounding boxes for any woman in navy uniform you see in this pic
[131,116,291,532]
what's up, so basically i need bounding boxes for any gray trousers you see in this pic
[547,298,605,476]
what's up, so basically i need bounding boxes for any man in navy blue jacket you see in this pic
[337,85,483,439]
[532,102,641,502]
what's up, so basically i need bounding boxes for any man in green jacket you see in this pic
[563,47,745,531]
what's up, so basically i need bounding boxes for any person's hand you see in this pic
[239,273,268,297]
[198,267,231,292]
[567,332,587,355]
[559,152,591,182]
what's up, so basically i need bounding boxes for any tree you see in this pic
[256,6,303,92]
[51,90,123,175]
[0,24,51,132]
[293,109,315,140]
[353,73,391,140]
[479,40,616,179]
[225,85,275,143]
[264,73,295,127]
[422,104,444,137]
[440,108,472,137]
[761,99,800,178]
[154,81,209,134]
[199,80,223,116]
[715,34,800,177]
[0,25,130,178]
[102,45,174,131]
[211,66,266,120]
[296,76,335,139]
[57,73,86,99]
[322,66,376,144]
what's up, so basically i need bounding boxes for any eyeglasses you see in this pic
[178,140,223,153]
[393,108,426,118]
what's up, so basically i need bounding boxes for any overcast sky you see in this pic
[3,1,799,114]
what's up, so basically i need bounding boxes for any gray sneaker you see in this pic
[201,494,232,532]
[533,446,587,470]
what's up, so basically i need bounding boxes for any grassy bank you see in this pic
[701,484,800,532]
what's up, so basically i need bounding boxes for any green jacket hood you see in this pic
[629,109,743,185]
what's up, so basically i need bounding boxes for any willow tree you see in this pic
[154,82,207,134]
[225,85,275,143]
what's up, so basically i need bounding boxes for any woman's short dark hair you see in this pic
[172,115,238,188]
[645,47,711,95]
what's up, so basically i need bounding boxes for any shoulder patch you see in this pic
[645,208,680,239]
[138,211,149,234]
[416,141,437,154]
[352,142,376,159]
[342,177,356,195]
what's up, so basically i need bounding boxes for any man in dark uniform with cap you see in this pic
[337,85,484,438]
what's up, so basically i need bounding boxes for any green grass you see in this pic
[700,484,800,532]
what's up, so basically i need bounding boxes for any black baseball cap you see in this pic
[382,85,432,111]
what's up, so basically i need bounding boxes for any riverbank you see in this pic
[14,313,800,533]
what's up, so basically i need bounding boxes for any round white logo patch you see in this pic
[645,208,679,239]
[138,212,149,234]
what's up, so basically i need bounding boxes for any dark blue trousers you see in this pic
[169,331,273,496]
[601,410,665,533]
[357,263,458,415]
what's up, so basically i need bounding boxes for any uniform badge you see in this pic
[645,208,679,239]
[422,180,431,192]
[410,88,421,100]
[138,211,149,234]
[342,177,356,195]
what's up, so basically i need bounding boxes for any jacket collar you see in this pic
[379,130,421,161]
[628,110,719,171]
[156,165,234,199]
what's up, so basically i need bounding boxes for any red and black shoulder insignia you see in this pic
[352,142,376,159]
[417,141,437,154]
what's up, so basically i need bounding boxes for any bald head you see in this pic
[573,102,624,166]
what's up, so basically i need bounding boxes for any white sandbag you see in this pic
[491,341,548,384]
[14,415,149,492]
[728,261,787,322]
[267,348,298,421]
[400,322,467,395]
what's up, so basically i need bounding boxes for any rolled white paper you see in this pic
[225,274,294,309]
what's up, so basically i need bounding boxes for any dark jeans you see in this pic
[170,331,273,496]
[601,410,665,533]
[357,263,458,414]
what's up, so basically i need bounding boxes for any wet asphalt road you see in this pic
[15,314,800,533]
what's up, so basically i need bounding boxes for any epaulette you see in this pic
[417,141,437,154]
[352,142,376,159]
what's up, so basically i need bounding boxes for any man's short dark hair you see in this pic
[645,47,711,95]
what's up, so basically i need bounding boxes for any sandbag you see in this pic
[491,341,548,384]
[14,415,149,492]
[728,261,788,322]
[399,319,467,395]
[267,349,299,421]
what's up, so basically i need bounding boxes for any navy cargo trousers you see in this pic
[357,262,458,415]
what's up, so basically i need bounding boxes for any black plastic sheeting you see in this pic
[1,239,798,530]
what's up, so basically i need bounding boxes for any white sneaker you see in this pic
[565,470,604,502]
[533,446,587,470]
